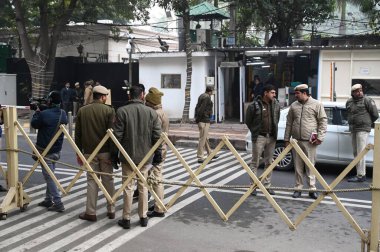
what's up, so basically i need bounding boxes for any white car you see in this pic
[245,101,377,171]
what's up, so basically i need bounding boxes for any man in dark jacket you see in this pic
[31,91,68,212]
[75,85,116,222]
[346,83,379,182]
[61,82,75,114]
[73,82,84,116]
[113,84,162,229]
[194,86,219,163]
[245,85,280,196]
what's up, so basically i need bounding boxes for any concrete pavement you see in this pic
[169,122,248,151]
[17,115,248,151]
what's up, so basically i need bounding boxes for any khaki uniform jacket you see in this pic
[113,99,162,164]
[75,101,115,154]
[83,86,93,105]
[149,103,169,160]
[284,97,327,142]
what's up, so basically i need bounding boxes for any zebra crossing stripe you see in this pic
[0,150,250,251]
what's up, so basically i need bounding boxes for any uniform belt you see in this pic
[259,133,272,137]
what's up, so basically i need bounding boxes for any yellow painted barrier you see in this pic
[0,107,379,252]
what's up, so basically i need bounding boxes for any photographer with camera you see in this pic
[31,91,68,212]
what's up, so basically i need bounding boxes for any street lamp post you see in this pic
[77,43,84,63]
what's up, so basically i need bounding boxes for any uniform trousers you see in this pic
[121,162,150,220]
[84,152,115,215]
[250,135,276,186]
[197,122,212,159]
[151,145,167,213]
[293,141,317,189]
[351,131,369,177]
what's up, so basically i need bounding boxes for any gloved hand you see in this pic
[152,150,162,165]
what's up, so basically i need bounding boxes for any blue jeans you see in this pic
[41,152,62,206]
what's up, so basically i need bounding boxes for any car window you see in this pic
[339,108,349,126]
[325,107,333,125]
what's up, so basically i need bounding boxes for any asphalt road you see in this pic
[0,136,375,252]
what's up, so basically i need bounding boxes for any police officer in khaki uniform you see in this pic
[284,84,327,199]
[245,85,280,196]
[194,86,219,163]
[145,87,169,218]
[346,84,379,182]
[75,85,116,221]
[113,84,162,229]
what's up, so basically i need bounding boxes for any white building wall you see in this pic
[319,49,380,107]
[138,52,217,119]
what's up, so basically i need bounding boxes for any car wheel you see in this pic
[273,142,293,171]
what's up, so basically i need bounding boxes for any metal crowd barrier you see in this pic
[0,106,379,251]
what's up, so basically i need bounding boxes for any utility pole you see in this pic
[126,37,134,84]
[228,1,236,48]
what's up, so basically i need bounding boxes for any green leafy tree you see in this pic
[2,0,151,98]
[155,0,198,123]
[235,0,334,46]
[360,0,380,32]
[336,0,367,35]
[234,0,335,87]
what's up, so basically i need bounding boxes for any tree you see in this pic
[235,0,335,87]
[336,0,366,35]
[155,0,197,123]
[2,0,151,98]
[360,0,380,32]
[236,0,334,46]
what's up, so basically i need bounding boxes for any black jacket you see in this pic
[194,93,213,123]
[245,96,280,141]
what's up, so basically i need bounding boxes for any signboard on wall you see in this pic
[359,67,370,75]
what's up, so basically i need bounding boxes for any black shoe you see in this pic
[347,176,366,182]
[267,189,276,195]
[47,204,65,212]
[0,185,7,192]
[148,205,155,212]
[198,159,205,163]
[38,200,53,208]
[140,217,148,227]
[309,192,318,199]
[251,189,257,196]
[118,219,130,229]
[147,210,165,218]
[292,191,302,198]
[212,154,220,160]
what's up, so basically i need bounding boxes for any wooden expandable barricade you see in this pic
[0,107,379,251]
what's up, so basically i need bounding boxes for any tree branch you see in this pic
[12,0,34,59]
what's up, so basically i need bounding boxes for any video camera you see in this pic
[29,97,49,111]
